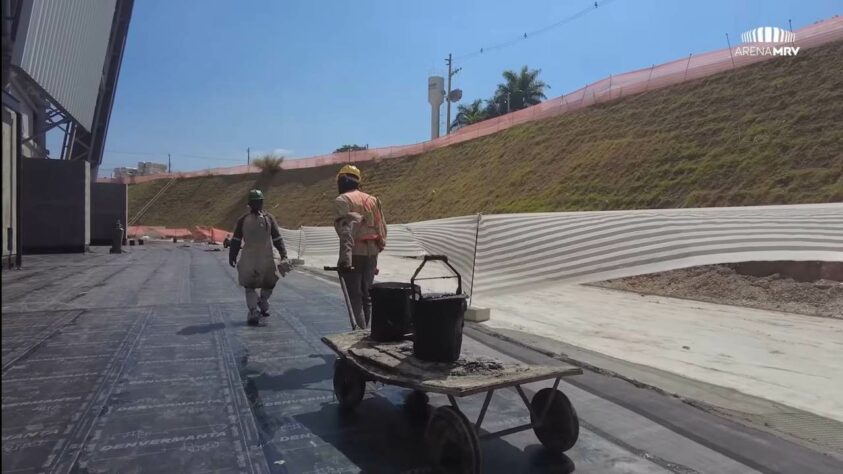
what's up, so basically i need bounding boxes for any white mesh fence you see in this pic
[283,203,843,297]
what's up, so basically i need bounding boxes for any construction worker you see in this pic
[334,165,387,329]
[229,189,292,325]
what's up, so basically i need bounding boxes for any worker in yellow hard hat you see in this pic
[333,165,387,329]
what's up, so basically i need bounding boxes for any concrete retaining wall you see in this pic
[90,182,127,246]
[21,159,90,253]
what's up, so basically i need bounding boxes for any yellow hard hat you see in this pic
[337,164,362,181]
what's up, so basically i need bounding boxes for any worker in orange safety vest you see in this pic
[333,165,387,329]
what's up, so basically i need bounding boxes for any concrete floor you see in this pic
[2,243,841,473]
[305,254,843,438]
[482,284,843,423]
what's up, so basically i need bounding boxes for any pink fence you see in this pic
[99,16,842,186]
[127,225,229,242]
[192,226,230,243]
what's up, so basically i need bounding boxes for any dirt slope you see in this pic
[129,41,843,229]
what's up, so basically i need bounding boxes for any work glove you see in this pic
[228,240,241,268]
[337,258,352,272]
[278,259,293,277]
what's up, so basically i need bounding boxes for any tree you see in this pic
[334,144,368,153]
[483,97,505,119]
[253,153,284,173]
[449,99,488,131]
[493,65,548,113]
[447,65,548,131]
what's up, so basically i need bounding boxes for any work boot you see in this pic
[258,301,270,318]
[247,309,261,326]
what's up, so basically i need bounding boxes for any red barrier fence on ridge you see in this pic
[99,17,843,186]
[127,225,230,242]
[193,226,230,243]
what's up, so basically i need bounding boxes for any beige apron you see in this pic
[237,213,281,289]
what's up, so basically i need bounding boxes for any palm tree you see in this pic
[483,97,504,119]
[449,99,488,131]
[494,65,548,113]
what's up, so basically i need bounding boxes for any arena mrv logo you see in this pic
[735,26,799,56]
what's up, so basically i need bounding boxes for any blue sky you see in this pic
[100,0,841,175]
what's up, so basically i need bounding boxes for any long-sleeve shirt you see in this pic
[333,192,386,265]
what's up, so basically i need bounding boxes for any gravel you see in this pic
[388,341,515,376]
[593,265,843,319]
[450,358,509,377]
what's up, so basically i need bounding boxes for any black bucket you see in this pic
[413,293,467,362]
[370,282,418,342]
[410,256,468,363]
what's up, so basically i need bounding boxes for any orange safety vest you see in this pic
[341,190,384,244]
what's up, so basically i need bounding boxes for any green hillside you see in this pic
[129,41,843,230]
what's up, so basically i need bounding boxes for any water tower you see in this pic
[428,76,445,139]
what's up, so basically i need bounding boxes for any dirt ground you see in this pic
[594,265,843,319]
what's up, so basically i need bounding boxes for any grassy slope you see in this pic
[130,41,843,229]
[125,178,168,223]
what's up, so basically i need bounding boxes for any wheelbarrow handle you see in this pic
[324,266,355,272]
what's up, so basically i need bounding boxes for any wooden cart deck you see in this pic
[322,331,582,397]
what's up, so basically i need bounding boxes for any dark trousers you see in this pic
[341,255,378,329]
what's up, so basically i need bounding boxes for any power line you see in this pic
[174,153,243,163]
[454,0,621,61]
[104,149,244,163]
[105,149,162,156]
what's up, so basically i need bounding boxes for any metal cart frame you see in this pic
[322,333,582,473]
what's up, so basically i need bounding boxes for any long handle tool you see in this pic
[324,266,357,330]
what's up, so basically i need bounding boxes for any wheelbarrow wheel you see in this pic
[333,358,365,410]
[425,405,482,474]
[404,390,430,425]
[530,388,579,453]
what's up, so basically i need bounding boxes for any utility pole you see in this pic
[726,33,735,68]
[168,153,171,173]
[446,54,453,134]
[788,19,795,46]
[247,147,250,167]
[445,54,461,135]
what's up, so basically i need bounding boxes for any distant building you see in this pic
[113,162,168,179]
[113,167,131,178]
[138,162,168,175]
[113,167,137,179]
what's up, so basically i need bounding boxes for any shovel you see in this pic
[324,266,357,330]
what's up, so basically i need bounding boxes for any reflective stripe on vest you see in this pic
[341,190,381,243]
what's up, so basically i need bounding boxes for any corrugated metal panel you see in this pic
[14,0,117,131]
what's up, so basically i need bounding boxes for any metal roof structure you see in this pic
[13,0,117,131]
[5,0,134,171]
